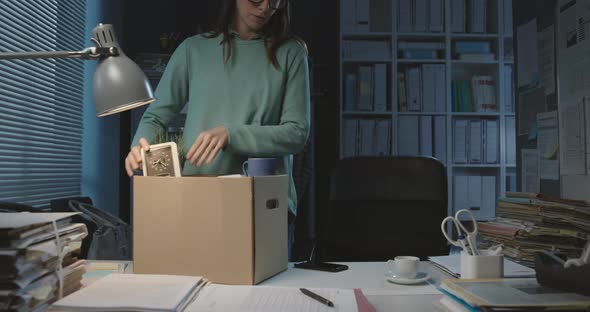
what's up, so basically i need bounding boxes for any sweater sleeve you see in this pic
[224,48,311,156]
[131,40,190,147]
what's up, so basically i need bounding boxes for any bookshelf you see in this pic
[339,0,516,220]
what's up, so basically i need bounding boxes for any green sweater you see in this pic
[132,34,310,216]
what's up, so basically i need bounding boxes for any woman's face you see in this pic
[235,0,275,33]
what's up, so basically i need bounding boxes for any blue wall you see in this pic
[82,0,124,215]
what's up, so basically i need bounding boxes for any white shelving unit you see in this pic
[339,0,515,220]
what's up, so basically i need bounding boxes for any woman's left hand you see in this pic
[186,125,229,167]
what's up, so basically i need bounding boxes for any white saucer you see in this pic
[386,272,431,285]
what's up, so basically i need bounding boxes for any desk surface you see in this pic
[83,261,449,311]
[262,261,449,311]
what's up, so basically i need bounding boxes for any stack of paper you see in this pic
[53,274,207,312]
[478,192,590,267]
[0,212,88,311]
[437,278,590,311]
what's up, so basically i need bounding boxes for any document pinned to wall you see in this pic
[559,0,590,201]
[522,149,540,193]
[537,111,559,180]
[538,25,556,95]
[517,19,539,88]
[518,88,546,136]
[560,99,587,175]
[585,97,590,173]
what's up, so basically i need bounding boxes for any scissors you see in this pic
[564,240,590,268]
[441,209,480,256]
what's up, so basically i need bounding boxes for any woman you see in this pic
[125,0,310,257]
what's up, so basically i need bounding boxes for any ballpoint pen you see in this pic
[300,288,334,308]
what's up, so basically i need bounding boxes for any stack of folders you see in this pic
[0,212,88,312]
[477,192,590,267]
[454,41,494,61]
[52,274,207,312]
[435,278,590,312]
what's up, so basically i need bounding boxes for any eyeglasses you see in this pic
[248,0,288,10]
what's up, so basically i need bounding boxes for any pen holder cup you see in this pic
[460,251,504,279]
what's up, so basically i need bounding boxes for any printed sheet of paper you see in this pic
[517,19,539,88]
[186,285,358,312]
[521,149,540,193]
[538,25,556,95]
[518,88,546,136]
[537,111,559,180]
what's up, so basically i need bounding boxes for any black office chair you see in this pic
[319,156,448,261]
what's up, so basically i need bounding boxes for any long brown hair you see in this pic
[204,0,306,69]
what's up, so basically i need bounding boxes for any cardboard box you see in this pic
[133,175,288,285]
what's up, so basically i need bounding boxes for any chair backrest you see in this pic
[320,156,448,261]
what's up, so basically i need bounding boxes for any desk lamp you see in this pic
[0,23,154,116]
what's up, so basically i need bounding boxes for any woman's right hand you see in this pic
[125,138,150,176]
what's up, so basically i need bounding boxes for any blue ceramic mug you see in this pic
[242,158,277,176]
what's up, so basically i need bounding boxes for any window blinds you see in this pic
[0,0,86,208]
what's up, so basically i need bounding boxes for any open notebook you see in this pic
[52,274,207,312]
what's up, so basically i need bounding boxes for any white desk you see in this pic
[261,262,449,311]
[82,261,450,311]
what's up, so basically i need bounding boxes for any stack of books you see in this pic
[477,192,590,267]
[398,41,445,60]
[454,41,495,61]
[1,212,88,311]
[436,278,590,311]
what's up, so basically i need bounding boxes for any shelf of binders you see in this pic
[342,63,391,113]
[452,112,500,116]
[452,60,499,64]
[342,59,392,64]
[397,59,446,64]
[451,33,499,39]
[452,168,500,220]
[343,111,392,116]
[396,32,446,39]
[342,32,392,39]
[398,112,447,115]
[452,164,501,168]
[452,118,501,171]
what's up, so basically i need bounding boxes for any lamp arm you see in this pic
[0,46,119,61]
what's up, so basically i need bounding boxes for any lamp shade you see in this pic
[92,24,155,117]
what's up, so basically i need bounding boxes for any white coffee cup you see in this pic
[387,256,419,279]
